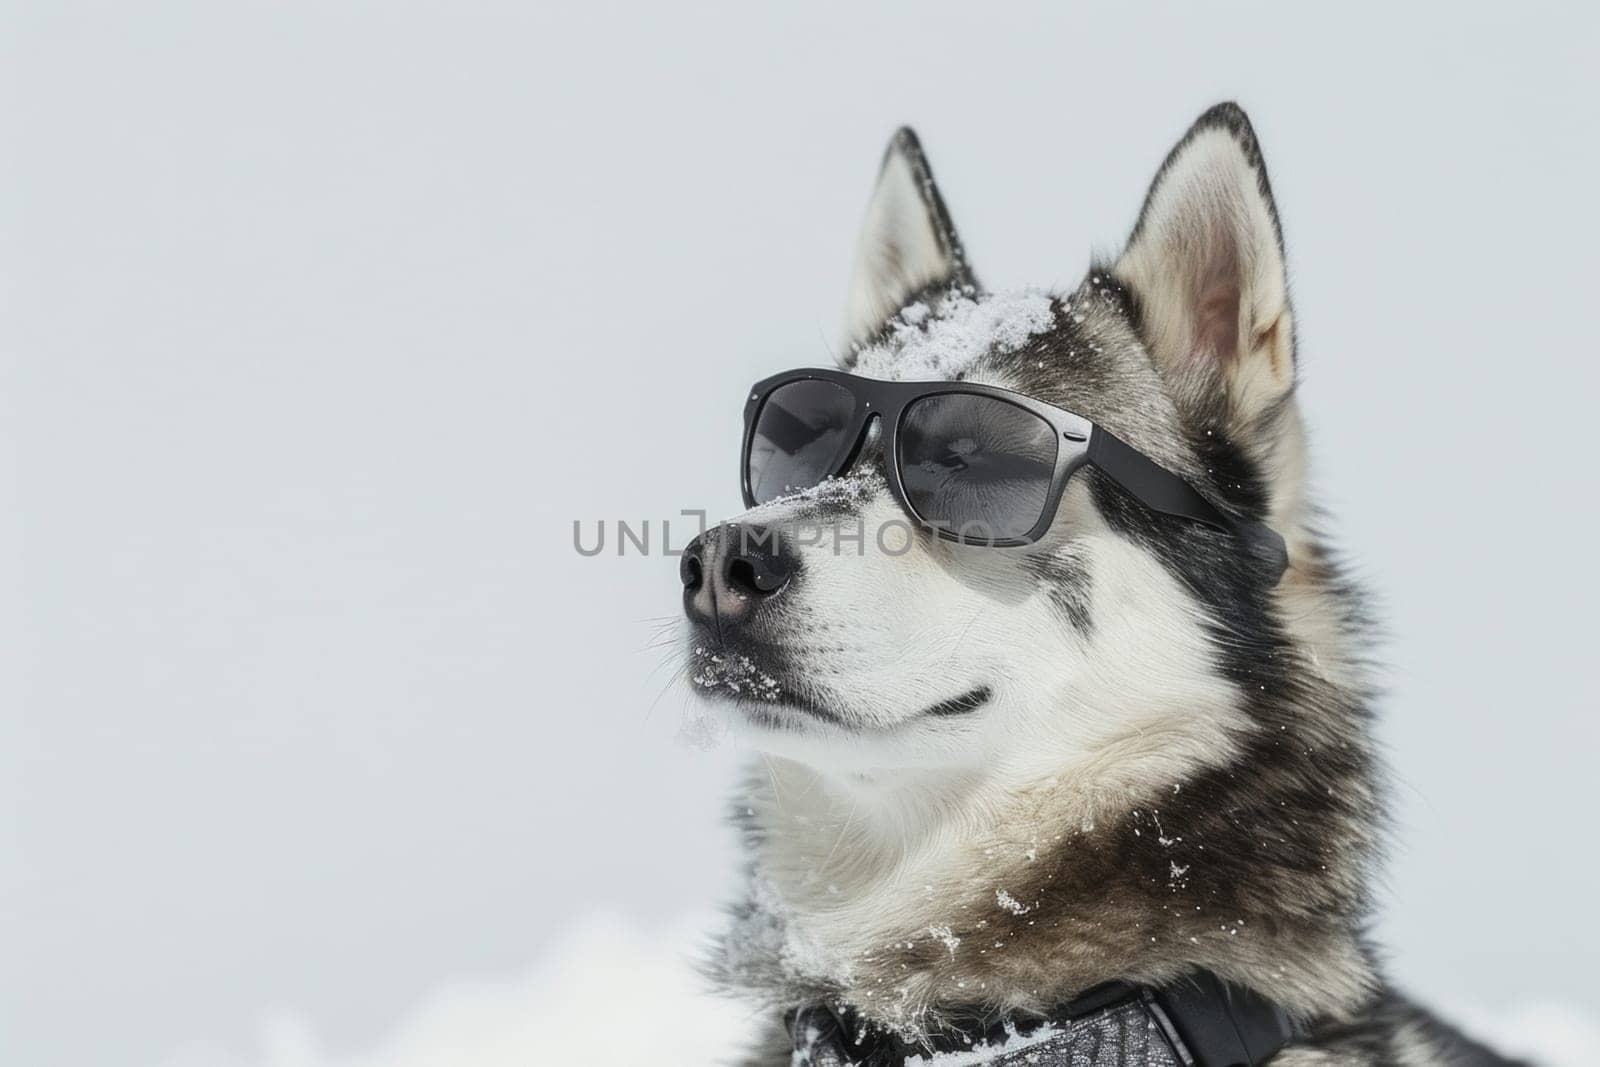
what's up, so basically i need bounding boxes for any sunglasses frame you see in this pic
[740,368,1287,572]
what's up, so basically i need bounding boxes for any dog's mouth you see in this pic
[688,639,842,726]
[688,641,790,706]
[688,637,990,728]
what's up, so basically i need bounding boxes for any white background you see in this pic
[4,3,1597,1064]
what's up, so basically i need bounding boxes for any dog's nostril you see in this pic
[725,554,791,597]
[726,558,762,596]
[727,558,755,594]
[680,536,705,592]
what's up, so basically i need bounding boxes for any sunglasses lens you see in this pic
[898,394,1058,542]
[747,379,857,505]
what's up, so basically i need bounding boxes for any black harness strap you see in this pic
[1152,970,1299,1066]
[789,970,1300,1067]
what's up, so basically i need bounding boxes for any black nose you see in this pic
[681,523,798,631]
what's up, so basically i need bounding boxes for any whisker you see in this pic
[635,617,687,655]
[637,633,684,654]
[645,638,688,677]
[645,659,693,721]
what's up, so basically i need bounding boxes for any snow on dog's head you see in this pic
[851,286,1056,382]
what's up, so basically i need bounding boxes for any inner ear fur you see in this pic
[1113,103,1294,431]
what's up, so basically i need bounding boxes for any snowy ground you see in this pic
[152,913,1595,1067]
[155,914,757,1067]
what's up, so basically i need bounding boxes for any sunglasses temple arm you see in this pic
[1085,428,1288,578]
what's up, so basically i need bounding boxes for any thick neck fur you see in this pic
[710,414,1384,1039]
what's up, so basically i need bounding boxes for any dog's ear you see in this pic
[1113,104,1293,432]
[842,128,976,354]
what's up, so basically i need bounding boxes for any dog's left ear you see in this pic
[1113,104,1294,431]
[842,128,976,354]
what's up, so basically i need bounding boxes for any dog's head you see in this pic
[683,105,1314,789]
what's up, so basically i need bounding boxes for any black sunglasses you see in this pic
[741,368,1286,572]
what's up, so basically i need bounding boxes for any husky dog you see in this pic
[680,104,1518,1065]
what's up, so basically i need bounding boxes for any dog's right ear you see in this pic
[841,128,976,355]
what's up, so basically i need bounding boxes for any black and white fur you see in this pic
[683,104,1519,1066]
